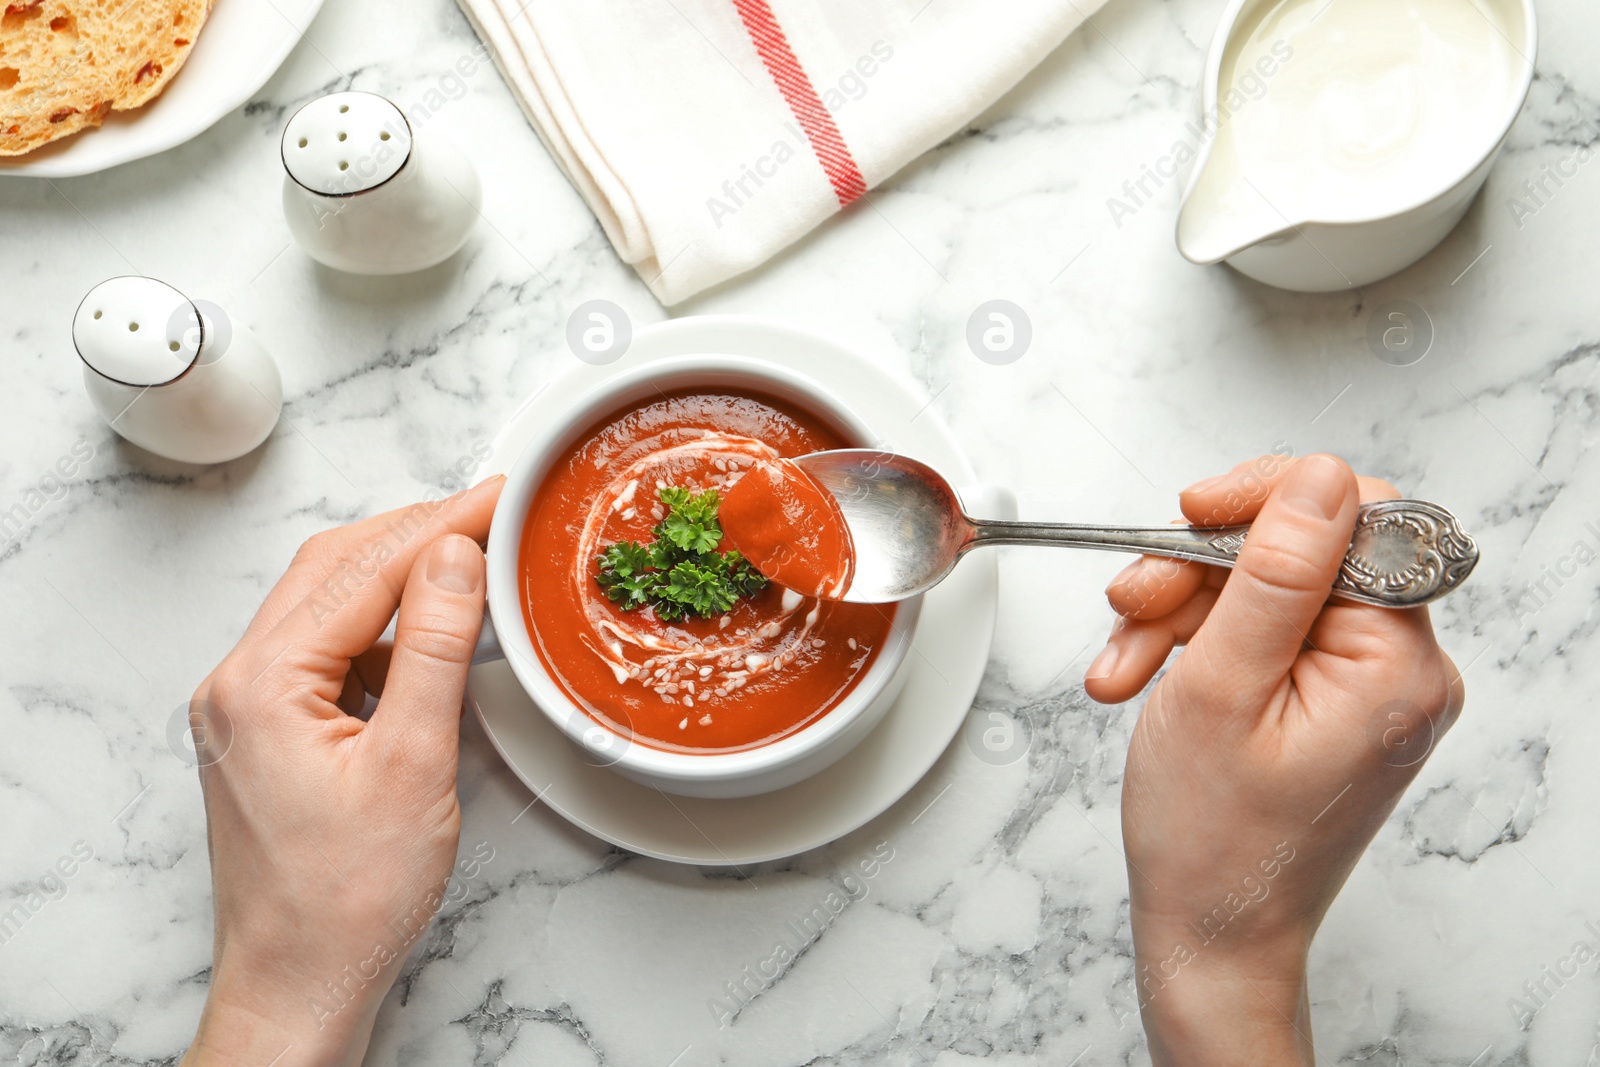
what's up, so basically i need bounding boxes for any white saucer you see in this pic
[465,316,997,865]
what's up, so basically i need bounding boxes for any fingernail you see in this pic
[1086,641,1120,681]
[1182,473,1228,495]
[1106,559,1143,594]
[427,536,483,594]
[451,473,504,497]
[1280,454,1348,521]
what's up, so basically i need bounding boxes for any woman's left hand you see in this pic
[182,477,502,1067]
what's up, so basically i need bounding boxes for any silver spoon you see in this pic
[793,450,1480,608]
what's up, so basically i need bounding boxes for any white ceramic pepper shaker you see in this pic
[280,90,481,274]
[73,277,282,464]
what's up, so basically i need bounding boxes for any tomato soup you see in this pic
[518,391,895,754]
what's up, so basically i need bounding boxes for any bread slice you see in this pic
[0,0,214,156]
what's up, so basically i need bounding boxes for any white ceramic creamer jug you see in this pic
[73,277,282,464]
[1176,0,1535,291]
[281,90,481,275]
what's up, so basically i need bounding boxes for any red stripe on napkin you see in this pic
[731,0,867,207]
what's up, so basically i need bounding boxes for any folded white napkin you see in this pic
[457,0,1108,304]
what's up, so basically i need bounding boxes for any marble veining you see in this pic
[2,0,1599,1063]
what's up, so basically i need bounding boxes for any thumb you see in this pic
[1186,453,1358,712]
[369,534,487,776]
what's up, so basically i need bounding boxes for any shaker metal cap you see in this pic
[73,276,201,388]
[282,91,413,196]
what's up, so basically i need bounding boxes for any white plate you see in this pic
[0,0,326,178]
[466,316,998,865]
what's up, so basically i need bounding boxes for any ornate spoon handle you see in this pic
[967,499,1479,608]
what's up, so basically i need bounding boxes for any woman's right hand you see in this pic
[1086,454,1464,1065]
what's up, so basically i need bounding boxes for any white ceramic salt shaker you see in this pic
[280,91,481,274]
[73,277,282,464]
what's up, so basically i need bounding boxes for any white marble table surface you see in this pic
[3,0,1598,1063]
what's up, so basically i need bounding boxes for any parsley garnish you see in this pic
[595,487,768,621]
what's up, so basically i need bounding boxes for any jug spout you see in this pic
[1176,181,1291,265]
[1174,130,1304,265]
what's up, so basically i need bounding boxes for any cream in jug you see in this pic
[1178,0,1524,265]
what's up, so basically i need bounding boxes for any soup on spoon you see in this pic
[718,456,855,599]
